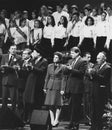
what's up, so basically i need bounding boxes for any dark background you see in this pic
[0,0,112,15]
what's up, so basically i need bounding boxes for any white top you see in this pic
[67,20,83,37]
[43,25,54,39]
[14,26,29,45]
[5,18,9,28]
[54,24,67,39]
[0,24,6,34]
[29,20,35,30]
[30,28,42,43]
[52,11,69,25]
[79,25,96,45]
[81,25,95,38]
[95,20,109,37]
[15,19,20,26]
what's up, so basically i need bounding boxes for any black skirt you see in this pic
[79,38,94,55]
[41,38,53,61]
[53,38,66,53]
[96,36,107,53]
[67,36,79,51]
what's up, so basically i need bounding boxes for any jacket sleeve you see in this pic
[71,61,87,78]
[43,65,50,90]
[93,67,111,85]
[33,59,48,73]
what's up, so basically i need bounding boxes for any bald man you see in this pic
[90,52,111,130]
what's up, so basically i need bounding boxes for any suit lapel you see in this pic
[73,57,81,68]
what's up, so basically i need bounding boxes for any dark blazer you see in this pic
[23,57,48,103]
[1,54,21,87]
[44,63,65,91]
[92,62,111,96]
[65,56,87,94]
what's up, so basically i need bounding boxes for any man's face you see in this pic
[70,51,79,59]
[22,50,30,60]
[85,54,91,62]
[96,53,104,65]
[56,6,62,13]
[9,46,17,55]
[31,50,40,59]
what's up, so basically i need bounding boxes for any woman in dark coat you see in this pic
[43,51,65,127]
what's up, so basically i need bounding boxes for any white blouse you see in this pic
[30,28,42,43]
[95,20,109,37]
[29,20,35,30]
[43,25,54,39]
[67,20,83,37]
[54,24,67,39]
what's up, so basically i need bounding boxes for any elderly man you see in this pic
[89,52,111,130]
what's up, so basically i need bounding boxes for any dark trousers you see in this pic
[91,87,107,130]
[2,85,17,111]
[69,93,83,125]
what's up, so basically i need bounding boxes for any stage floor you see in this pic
[23,122,90,130]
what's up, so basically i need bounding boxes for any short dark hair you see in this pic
[57,3,63,9]
[72,12,79,17]
[34,19,41,28]
[54,51,63,63]
[71,47,81,54]
[85,16,94,25]
[83,52,91,57]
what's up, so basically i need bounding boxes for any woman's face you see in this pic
[47,16,52,24]
[32,12,36,19]
[60,16,64,24]
[21,20,26,27]
[87,18,92,26]
[53,55,59,63]
[92,9,97,16]
[101,13,106,21]
[9,21,15,27]
[34,21,39,28]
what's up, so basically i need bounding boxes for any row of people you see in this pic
[43,47,111,130]
[0,3,112,63]
[0,44,111,130]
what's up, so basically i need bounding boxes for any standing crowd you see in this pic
[0,2,111,130]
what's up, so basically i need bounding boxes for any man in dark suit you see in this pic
[23,49,48,123]
[64,47,87,130]
[89,52,111,130]
[1,45,21,111]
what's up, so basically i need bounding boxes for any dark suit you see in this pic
[1,53,21,111]
[64,56,87,126]
[23,56,48,121]
[91,62,111,130]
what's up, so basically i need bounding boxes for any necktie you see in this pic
[8,55,13,65]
